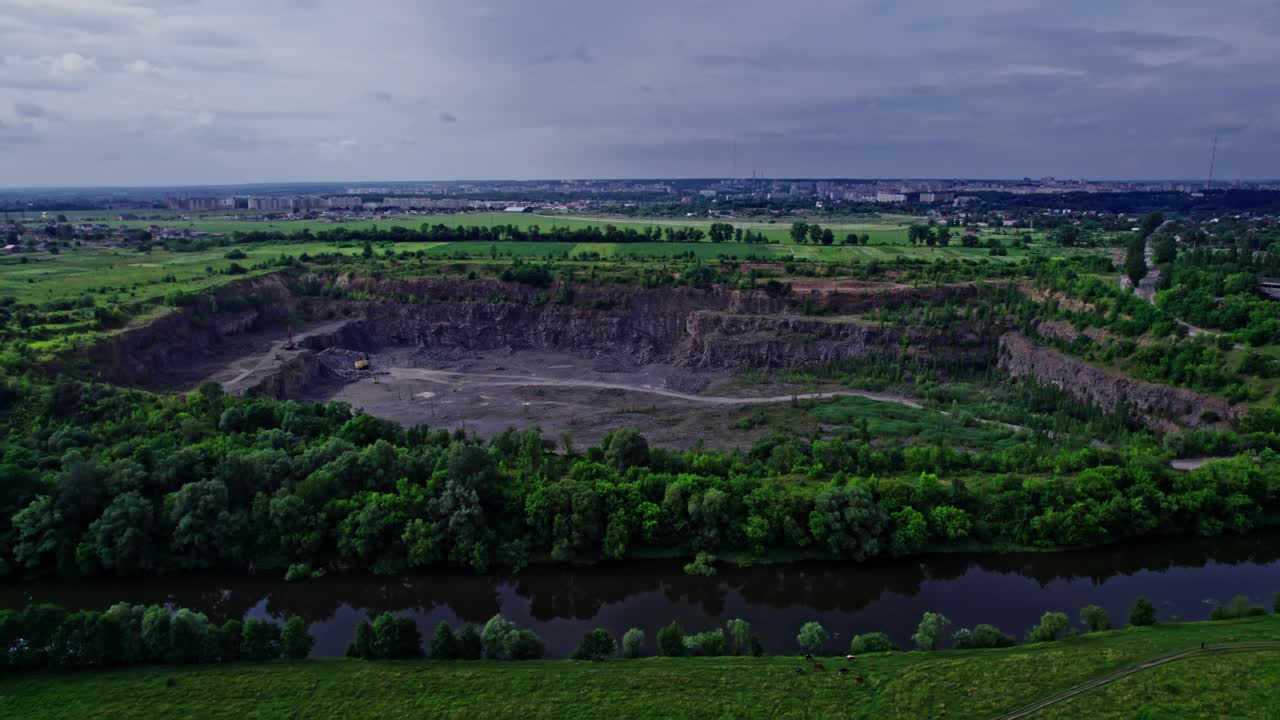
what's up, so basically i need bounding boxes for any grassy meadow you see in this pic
[2,616,1278,719]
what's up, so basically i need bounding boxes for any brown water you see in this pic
[3,533,1278,658]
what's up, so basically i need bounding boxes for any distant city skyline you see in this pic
[2,1,1279,186]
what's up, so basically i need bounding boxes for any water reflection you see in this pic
[3,533,1277,658]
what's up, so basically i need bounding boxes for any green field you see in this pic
[2,617,1278,719]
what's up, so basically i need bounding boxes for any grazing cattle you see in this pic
[853,675,866,684]
[838,668,849,674]
[793,667,805,674]
[813,662,825,670]
[845,654,856,661]
[804,654,814,661]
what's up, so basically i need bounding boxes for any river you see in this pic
[3,533,1278,658]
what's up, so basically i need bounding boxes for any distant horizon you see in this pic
[1,176,1277,194]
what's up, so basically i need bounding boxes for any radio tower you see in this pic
[1206,135,1218,190]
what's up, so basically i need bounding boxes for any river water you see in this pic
[3,533,1278,658]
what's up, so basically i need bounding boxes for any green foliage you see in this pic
[503,630,546,660]
[481,615,516,659]
[726,618,752,656]
[621,628,645,659]
[683,629,728,657]
[889,506,928,557]
[849,632,897,654]
[912,612,951,651]
[682,551,717,576]
[796,622,828,654]
[429,622,459,660]
[1080,605,1112,632]
[370,614,422,660]
[571,628,616,661]
[457,624,482,660]
[1129,597,1158,627]
[282,616,314,660]
[1026,612,1070,643]
[657,622,685,657]
[241,619,283,662]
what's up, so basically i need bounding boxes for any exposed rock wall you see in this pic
[998,331,1245,431]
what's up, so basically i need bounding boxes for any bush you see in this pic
[241,619,282,661]
[371,614,422,659]
[481,615,516,659]
[284,563,321,582]
[682,551,717,577]
[504,630,546,660]
[1080,605,1111,632]
[850,632,897,654]
[169,609,210,665]
[726,618,751,656]
[796,622,828,655]
[1210,595,1266,620]
[970,624,1016,648]
[912,612,951,651]
[347,620,373,658]
[281,616,314,660]
[683,629,726,657]
[657,622,685,657]
[1129,597,1157,627]
[430,622,459,660]
[1026,612,1070,643]
[622,628,645,659]
[458,623,482,660]
[572,628,617,661]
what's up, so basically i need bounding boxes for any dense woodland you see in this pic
[1,378,1278,580]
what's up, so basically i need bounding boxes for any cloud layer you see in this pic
[0,0,1277,185]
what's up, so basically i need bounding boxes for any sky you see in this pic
[1,0,1278,187]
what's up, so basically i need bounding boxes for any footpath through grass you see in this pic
[3,616,1279,719]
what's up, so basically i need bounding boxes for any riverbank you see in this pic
[2,616,1278,719]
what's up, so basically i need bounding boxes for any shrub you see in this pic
[241,619,282,661]
[481,615,516,659]
[622,628,645,659]
[213,620,243,662]
[347,620,373,658]
[726,619,751,656]
[168,609,209,665]
[371,614,422,659]
[457,623,482,660]
[504,630,546,660]
[657,622,685,657]
[683,552,717,576]
[1211,595,1266,620]
[572,628,617,661]
[683,629,727,657]
[281,616,314,660]
[951,628,974,649]
[912,612,951,651]
[1026,612,1070,643]
[430,622,459,660]
[1129,597,1157,627]
[796,622,828,655]
[850,632,897,654]
[970,624,1016,648]
[1080,605,1111,632]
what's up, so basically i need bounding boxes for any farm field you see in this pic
[3,616,1278,720]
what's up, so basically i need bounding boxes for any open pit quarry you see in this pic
[71,272,1243,447]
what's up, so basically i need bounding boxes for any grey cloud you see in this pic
[14,102,46,118]
[437,111,458,124]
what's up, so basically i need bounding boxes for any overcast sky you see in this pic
[1,0,1278,187]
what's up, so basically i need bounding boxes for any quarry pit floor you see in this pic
[301,349,916,451]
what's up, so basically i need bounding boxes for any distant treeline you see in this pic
[230,222,779,246]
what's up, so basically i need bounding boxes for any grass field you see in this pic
[2,617,1278,719]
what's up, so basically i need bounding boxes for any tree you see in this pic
[602,429,649,471]
[912,612,951,650]
[1274,593,1280,615]
[796,621,828,655]
[1054,225,1081,247]
[657,622,685,657]
[504,630,546,660]
[430,622,459,659]
[371,613,422,659]
[282,616,315,660]
[889,506,928,557]
[726,618,751,656]
[850,632,897,654]
[622,628,645,659]
[1026,612,1070,643]
[929,505,971,540]
[241,619,282,661]
[85,492,155,574]
[572,628,616,661]
[164,480,238,571]
[789,222,809,244]
[971,624,1016,648]
[809,485,887,560]
[1080,605,1111,632]
[140,605,171,662]
[481,615,515,659]
[457,623,482,660]
[168,608,209,664]
[820,228,835,246]
[347,620,374,658]
[1129,597,1157,627]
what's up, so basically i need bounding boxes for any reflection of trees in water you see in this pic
[3,532,1278,625]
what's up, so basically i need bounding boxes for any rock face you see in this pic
[998,332,1245,431]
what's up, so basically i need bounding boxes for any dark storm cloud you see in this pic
[0,0,1276,185]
